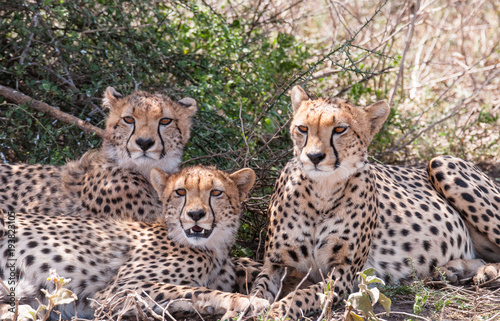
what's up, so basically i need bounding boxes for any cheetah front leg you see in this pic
[250,263,287,303]
[92,281,270,319]
[267,281,332,320]
[264,267,355,320]
[231,257,263,294]
[251,264,344,320]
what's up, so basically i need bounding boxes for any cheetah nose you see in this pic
[136,138,155,151]
[307,152,326,165]
[187,209,206,222]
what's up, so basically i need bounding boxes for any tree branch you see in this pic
[0,85,104,137]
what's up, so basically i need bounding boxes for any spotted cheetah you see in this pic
[0,87,261,295]
[0,166,269,319]
[0,87,196,222]
[250,86,500,319]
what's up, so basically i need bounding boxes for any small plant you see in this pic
[344,268,391,321]
[16,269,77,321]
[434,296,451,315]
[413,292,428,315]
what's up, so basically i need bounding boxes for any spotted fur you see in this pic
[250,86,500,319]
[0,166,269,319]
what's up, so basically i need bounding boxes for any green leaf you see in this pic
[378,293,391,314]
[16,305,38,320]
[366,275,385,285]
[349,311,365,321]
[367,287,379,306]
[361,268,376,276]
[347,292,372,314]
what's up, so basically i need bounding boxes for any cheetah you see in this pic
[249,86,500,319]
[0,87,261,295]
[0,166,269,319]
[0,87,197,222]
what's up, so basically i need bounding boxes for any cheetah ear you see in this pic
[364,101,390,137]
[177,97,197,117]
[150,168,169,196]
[291,85,309,114]
[229,168,256,200]
[103,87,123,110]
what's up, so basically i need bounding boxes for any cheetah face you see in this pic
[151,166,255,254]
[290,86,389,183]
[102,87,197,180]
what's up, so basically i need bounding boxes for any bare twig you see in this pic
[81,23,159,35]
[0,85,104,137]
[19,13,39,66]
[238,99,251,167]
[389,69,500,152]
[281,268,312,320]
[388,0,421,107]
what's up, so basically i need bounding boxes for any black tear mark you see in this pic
[126,123,135,158]
[330,130,340,168]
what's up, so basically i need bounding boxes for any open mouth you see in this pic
[184,225,213,238]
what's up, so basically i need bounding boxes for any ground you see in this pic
[477,163,500,187]
[336,281,500,321]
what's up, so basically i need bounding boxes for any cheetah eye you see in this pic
[210,190,223,197]
[175,188,186,196]
[159,118,173,126]
[123,116,135,124]
[333,126,348,134]
[297,125,308,134]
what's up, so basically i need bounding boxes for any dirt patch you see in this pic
[326,280,500,321]
[477,162,500,187]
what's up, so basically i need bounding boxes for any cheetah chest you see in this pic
[271,193,374,281]
[268,166,377,282]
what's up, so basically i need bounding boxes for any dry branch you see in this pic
[0,85,104,137]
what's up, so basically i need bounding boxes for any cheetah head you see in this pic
[150,166,255,254]
[101,87,197,181]
[290,85,389,183]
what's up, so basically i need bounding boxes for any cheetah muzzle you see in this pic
[185,224,213,238]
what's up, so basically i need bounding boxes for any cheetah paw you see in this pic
[266,301,289,320]
[220,310,239,321]
[228,295,270,317]
[474,263,500,285]
[247,296,271,316]
[433,259,486,284]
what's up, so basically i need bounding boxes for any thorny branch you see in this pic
[0,85,104,137]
